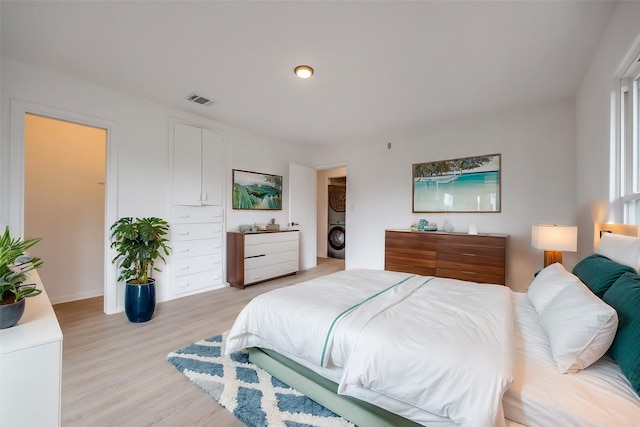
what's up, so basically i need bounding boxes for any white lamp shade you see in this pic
[532,224,577,252]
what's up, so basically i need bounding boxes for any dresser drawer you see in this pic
[244,231,299,246]
[244,260,299,285]
[244,250,298,270]
[385,230,436,274]
[174,269,224,295]
[173,254,223,277]
[436,268,505,285]
[173,223,223,242]
[245,240,298,258]
[174,206,223,224]
[436,244,505,268]
[173,238,222,259]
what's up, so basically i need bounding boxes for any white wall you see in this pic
[576,1,640,259]
[0,57,309,312]
[310,100,578,292]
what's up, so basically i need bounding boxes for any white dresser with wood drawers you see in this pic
[227,230,299,288]
[171,205,225,296]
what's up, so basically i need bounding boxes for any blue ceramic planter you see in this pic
[125,279,156,323]
[0,297,26,329]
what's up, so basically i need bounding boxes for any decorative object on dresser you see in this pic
[171,206,225,297]
[232,169,282,210]
[531,224,577,267]
[384,229,507,285]
[227,230,299,288]
[412,153,501,213]
[0,226,43,329]
[109,217,171,323]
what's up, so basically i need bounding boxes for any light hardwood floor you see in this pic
[53,258,345,427]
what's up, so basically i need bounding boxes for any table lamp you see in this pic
[532,224,578,267]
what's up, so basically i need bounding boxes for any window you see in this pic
[620,53,640,225]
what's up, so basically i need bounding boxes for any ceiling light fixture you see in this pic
[294,65,314,79]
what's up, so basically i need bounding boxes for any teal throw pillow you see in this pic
[602,272,640,397]
[572,254,636,298]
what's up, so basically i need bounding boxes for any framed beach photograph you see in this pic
[412,154,501,213]
[232,169,282,210]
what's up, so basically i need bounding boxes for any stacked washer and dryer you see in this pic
[327,184,346,259]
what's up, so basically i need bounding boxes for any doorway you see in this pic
[316,167,347,260]
[23,114,106,304]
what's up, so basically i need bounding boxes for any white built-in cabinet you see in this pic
[170,121,226,297]
[173,123,224,206]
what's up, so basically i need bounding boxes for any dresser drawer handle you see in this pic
[178,214,190,219]
[246,254,266,259]
[179,266,190,271]
[179,249,190,253]
[462,271,476,275]
[179,232,190,236]
[462,253,476,256]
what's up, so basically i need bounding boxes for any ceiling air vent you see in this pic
[186,93,215,106]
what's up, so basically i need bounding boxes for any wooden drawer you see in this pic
[173,254,223,277]
[174,269,224,295]
[173,222,223,242]
[436,233,506,249]
[173,238,222,259]
[436,245,505,268]
[385,230,436,251]
[174,205,223,224]
[384,230,436,274]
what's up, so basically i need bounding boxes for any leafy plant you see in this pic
[0,226,43,305]
[110,217,170,284]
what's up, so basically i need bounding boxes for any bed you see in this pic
[226,228,640,426]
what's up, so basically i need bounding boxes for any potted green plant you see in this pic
[0,226,43,329]
[110,217,170,323]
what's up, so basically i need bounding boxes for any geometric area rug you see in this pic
[167,332,355,427]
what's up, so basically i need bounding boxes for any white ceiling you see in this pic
[1,1,617,147]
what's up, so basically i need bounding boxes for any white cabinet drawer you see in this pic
[173,223,223,241]
[174,269,224,295]
[245,231,299,246]
[173,239,222,259]
[244,240,298,258]
[244,260,299,285]
[244,250,298,270]
[173,254,223,277]
[174,206,223,224]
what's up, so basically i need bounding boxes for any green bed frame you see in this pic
[248,347,421,427]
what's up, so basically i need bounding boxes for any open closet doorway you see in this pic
[23,114,107,304]
[317,167,347,261]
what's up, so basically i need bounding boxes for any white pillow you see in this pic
[527,263,580,315]
[538,280,618,374]
[597,232,640,272]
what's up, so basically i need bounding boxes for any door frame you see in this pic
[9,99,119,314]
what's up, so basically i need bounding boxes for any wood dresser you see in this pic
[385,229,507,285]
[227,230,299,289]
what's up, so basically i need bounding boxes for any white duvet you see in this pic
[227,269,514,427]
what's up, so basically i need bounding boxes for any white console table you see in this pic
[0,271,63,427]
